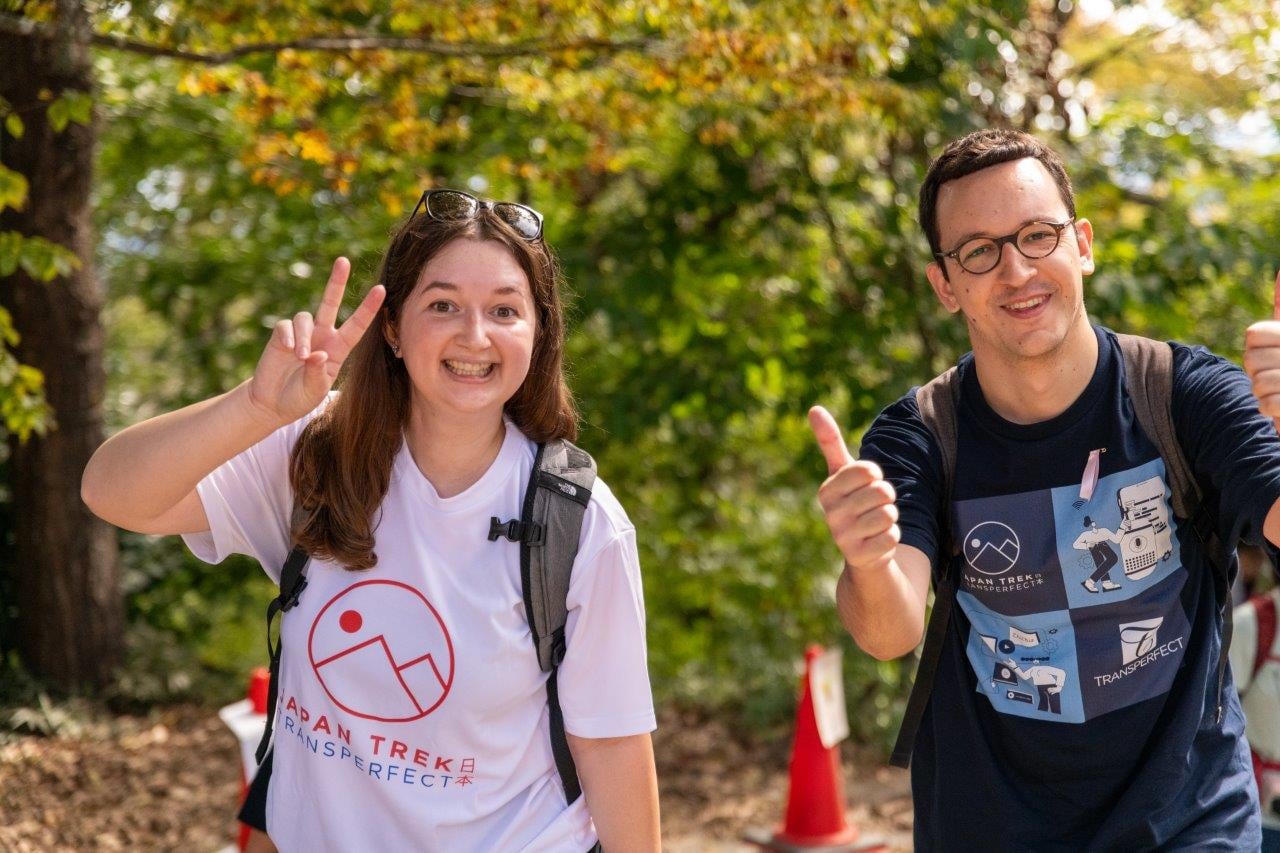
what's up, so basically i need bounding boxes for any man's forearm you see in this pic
[836,556,928,660]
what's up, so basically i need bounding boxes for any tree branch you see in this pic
[0,13,671,66]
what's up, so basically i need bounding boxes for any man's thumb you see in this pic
[808,405,854,475]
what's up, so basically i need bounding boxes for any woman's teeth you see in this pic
[444,360,494,377]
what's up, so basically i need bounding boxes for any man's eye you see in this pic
[1023,229,1055,243]
[963,243,993,262]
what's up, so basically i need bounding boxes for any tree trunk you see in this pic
[0,2,122,689]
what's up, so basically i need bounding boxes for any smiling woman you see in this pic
[80,192,660,852]
[388,240,539,458]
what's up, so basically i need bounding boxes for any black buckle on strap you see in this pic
[488,517,544,545]
[548,629,567,668]
[281,576,309,611]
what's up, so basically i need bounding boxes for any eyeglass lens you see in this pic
[958,222,1064,274]
[494,203,542,240]
[426,190,479,221]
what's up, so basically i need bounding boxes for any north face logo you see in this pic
[556,482,577,497]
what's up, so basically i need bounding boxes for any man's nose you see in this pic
[993,240,1037,285]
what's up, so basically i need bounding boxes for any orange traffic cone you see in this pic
[746,646,887,852]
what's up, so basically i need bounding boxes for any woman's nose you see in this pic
[458,310,491,348]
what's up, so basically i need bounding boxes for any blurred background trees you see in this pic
[2,0,1277,746]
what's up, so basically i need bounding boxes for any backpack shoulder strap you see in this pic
[254,512,312,765]
[890,368,962,769]
[519,438,596,804]
[523,439,597,671]
[1116,333,1235,721]
[914,366,961,557]
[1115,334,1201,518]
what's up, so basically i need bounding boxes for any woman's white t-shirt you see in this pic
[182,407,656,852]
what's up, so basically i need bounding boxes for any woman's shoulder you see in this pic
[583,476,635,540]
[509,428,635,549]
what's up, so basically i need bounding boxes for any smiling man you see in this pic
[810,129,1280,849]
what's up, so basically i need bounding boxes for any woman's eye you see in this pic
[428,300,454,313]
[493,306,517,319]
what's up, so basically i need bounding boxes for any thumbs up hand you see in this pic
[809,405,901,573]
[1244,270,1280,431]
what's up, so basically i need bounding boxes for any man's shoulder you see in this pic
[858,386,944,468]
[1102,328,1244,404]
[1168,339,1238,377]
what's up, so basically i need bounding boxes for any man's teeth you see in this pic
[1006,296,1048,311]
[445,360,493,377]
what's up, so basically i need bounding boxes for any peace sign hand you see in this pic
[246,257,387,427]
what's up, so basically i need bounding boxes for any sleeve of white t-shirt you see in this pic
[180,397,331,583]
[1232,599,1259,694]
[558,482,657,739]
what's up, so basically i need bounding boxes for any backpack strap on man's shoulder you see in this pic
[1116,333,1234,722]
[514,438,596,803]
[1115,334,1200,519]
[890,367,962,769]
[254,510,312,765]
[1116,333,1228,578]
[915,366,962,556]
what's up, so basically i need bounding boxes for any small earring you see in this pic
[391,343,401,357]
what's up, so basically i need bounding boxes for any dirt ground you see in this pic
[0,705,913,852]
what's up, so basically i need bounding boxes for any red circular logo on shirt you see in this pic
[308,580,455,722]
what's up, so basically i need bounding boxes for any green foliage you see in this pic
[113,533,278,706]
[0,166,28,211]
[69,0,1280,752]
[0,307,50,441]
[45,90,93,132]
[0,154,76,442]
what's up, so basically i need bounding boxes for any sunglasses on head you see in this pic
[409,189,544,241]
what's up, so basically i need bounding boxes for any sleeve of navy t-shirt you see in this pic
[1172,343,1280,548]
[856,393,946,569]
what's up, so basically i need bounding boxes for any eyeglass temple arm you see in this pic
[410,190,429,221]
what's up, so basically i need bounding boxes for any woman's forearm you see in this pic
[81,379,284,531]
[567,732,660,852]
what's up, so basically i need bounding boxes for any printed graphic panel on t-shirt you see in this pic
[1071,569,1190,719]
[1050,458,1182,611]
[308,580,455,723]
[953,488,1069,616]
[960,590,1084,723]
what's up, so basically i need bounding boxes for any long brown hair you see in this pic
[289,209,577,570]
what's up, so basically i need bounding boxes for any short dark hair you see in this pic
[918,129,1076,256]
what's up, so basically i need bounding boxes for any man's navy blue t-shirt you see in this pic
[860,326,1277,851]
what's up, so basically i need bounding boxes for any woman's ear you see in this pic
[382,316,401,358]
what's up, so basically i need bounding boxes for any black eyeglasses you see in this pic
[410,189,544,241]
[936,219,1076,275]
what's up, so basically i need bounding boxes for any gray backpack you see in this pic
[255,438,597,803]
[890,334,1231,768]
